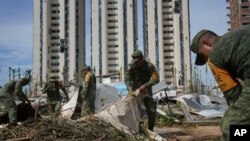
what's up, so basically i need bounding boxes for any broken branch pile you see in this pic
[0,116,138,141]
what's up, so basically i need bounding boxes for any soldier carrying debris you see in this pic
[80,65,96,117]
[0,77,31,126]
[125,50,159,131]
[42,77,69,121]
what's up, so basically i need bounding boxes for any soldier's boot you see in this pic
[148,123,154,131]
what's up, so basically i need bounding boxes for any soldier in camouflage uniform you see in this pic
[42,79,69,120]
[80,65,96,117]
[125,50,159,131]
[191,25,250,141]
[0,78,31,125]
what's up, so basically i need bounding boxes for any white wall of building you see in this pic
[92,0,137,82]
[33,0,85,88]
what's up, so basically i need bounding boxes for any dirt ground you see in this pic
[154,125,221,141]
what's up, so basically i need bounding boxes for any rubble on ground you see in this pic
[0,116,138,141]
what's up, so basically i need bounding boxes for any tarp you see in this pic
[61,83,121,118]
[61,88,80,119]
[175,94,227,118]
[95,83,121,113]
[96,96,140,135]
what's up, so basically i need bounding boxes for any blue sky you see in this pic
[0,0,228,86]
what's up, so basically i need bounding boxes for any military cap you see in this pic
[132,50,143,62]
[22,77,30,83]
[22,77,31,85]
[190,29,210,66]
[82,65,90,71]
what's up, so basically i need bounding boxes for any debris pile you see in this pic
[0,116,138,141]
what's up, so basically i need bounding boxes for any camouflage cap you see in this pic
[190,29,210,66]
[82,65,90,71]
[22,77,30,82]
[132,50,143,62]
[22,77,31,84]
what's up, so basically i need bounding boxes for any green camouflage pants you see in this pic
[143,96,157,131]
[128,91,157,131]
[81,97,95,117]
[48,101,62,120]
[220,80,250,141]
[0,97,17,124]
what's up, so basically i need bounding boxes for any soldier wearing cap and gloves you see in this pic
[190,25,250,141]
[80,65,96,117]
[0,77,31,126]
[42,77,69,120]
[125,50,159,131]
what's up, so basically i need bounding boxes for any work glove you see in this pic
[139,84,146,93]
[65,96,70,102]
[127,87,135,97]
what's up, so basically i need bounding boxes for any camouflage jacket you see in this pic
[125,60,159,93]
[0,79,27,102]
[42,81,68,101]
[81,71,96,99]
[208,25,250,101]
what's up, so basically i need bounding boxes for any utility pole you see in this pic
[9,67,21,80]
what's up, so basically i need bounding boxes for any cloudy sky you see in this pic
[0,0,228,86]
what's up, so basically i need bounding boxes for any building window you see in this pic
[107,8,118,10]
[51,49,59,53]
[51,43,60,46]
[51,4,60,7]
[51,63,60,66]
[107,14,118,17]
[163,24,173,27]
[51,23,59,26]
[163,30,173,34]
[108,32,118,35]
[108,57,118,60]
[51,36,60,39]
[163,37,173,40]
[164,43,174,46]
[108,2,118,4]
[51,70,60,73]
[51,56,60,59]
[108,20,118,23]
[108,38,118,41]
[164,56,174,59]
[108,45,119,48]
[108,51,119,54]
[163,18,173,21]
[164,49,174,53]
[108,64,119,67]
[51,17,60,20]
[165,75,172,78]
[108,26,118,29]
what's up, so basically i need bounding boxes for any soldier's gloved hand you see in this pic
[127,87,135,97]
[139,85,146,93]
[66,97,69,102]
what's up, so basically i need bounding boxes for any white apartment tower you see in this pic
[33,0,85,86]
[91,0,138,82]
[143,0,191,92]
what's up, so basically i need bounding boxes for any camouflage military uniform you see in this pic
[191,25,250,141]
[0,79,30,124]
[80,70,96,117]
[42,81,69,119]
[125,52,159,131]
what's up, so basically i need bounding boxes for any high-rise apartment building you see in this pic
[33,0,85,86]
[91,0,138,82]
[226,0,250,30]
[143,0,191,92]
